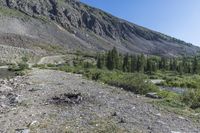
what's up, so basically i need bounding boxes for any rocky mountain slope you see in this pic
[0,0,199,62]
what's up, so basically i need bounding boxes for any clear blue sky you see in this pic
[80,0,200,46]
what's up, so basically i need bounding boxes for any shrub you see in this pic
[47,64,56,67]
[18,63,29,71]
[8,62,29,71]
[83,69,159,95]
[32,64,46,69]
[8,64,18,71]
[182,89,200,109]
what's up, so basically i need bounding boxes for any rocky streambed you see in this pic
[0,69,199,133]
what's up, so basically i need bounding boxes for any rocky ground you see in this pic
[0,68,199,133]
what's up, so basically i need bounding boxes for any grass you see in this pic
[33,53,200,116]
[148,70,200,116]
[0,6,29,18]
[49,63,159,95]
[149,71,200,89]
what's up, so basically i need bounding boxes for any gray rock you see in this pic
[15,128,30,133]
[0,84,13,92]
[146,92,161,99]
[0,0,198,59]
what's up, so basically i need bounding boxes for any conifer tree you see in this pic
[123,54,130,72]
[130,55,137,72]
[106,51,114,70]
[111,47,119,69]
[192,56,198,74]
[137,54,145,72]
[97,54,103,69]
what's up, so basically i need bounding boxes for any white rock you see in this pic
[155,113,161,117]
[132,106,136,110]
[29,120,40,128]
[0,85,13,92]
[178,116,185,120]
[171,131,181,133]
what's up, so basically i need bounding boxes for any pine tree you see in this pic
[97,54,103,69]
[130,55,137,72]
[111,47,119,69]
[172,58,178,71]
[192,56,198,74]
[146,57,153,73]
[159,57,168,70]
[123,54,130,72]
[106,51,114,70]
[137,54,145,72]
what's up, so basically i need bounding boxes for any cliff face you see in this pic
[0,0,199,56]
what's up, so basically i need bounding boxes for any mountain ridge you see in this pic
[0,0,199,58]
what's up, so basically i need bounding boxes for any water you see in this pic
[159,86,186,94]
[150,79,186,94]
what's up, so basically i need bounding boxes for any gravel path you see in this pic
[0,69,199,133]
[37,55,66,65]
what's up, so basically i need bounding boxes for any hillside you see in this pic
[0,0,199,64]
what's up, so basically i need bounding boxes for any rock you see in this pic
[28,88,41,92]
[119,117,126,123]
[0,85,13,92]
[155,113,162,117]
[178,116,185,120]
[171,131,181,133]
[7,93,20,105]
[50,93,84,105]
[112,112,117,116]
[28,121,40,128]
[15,128,30,133]
[132,106,136,110]
[0,79,8,84]
[146,92,161,99]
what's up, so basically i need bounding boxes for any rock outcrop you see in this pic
[0,0,199,57]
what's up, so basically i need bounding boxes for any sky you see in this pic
[80,0,200,46]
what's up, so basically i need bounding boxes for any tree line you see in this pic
[96,47,200,74]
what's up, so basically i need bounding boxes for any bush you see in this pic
[83,69,159,95]
[32,64,46,69]
[182,89,200,109]
[47,64,56,67]
[18,63,29,71]
[8,64,18,71]
[8,62,29,72]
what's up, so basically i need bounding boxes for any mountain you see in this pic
[0,0,199,63]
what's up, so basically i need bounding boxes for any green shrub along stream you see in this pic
[34,49,200,111]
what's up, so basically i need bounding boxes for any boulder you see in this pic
[146,92,161,99]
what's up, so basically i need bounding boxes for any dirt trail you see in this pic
[0,69,199,133]
[37,55,66,65]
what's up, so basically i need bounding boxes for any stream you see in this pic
[150,79,186,94]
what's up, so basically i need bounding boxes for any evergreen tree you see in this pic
[106,51,114,70]
[97,54,103,69]
[146,57,153,74]
[192,56,198,74]
[137,54,145,72]
[172,58,178,71]
[123,54,130,72]
[159,57,168,70]
[130,55,137,72]
[111,47,120,69]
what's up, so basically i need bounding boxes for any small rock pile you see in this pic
[50,93,83,105]
[0,77,23,112]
